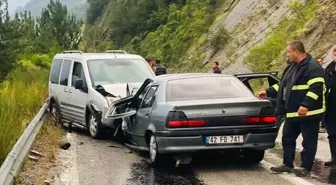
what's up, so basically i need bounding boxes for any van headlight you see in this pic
[90,100,101,112]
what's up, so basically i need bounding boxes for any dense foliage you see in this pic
[83,0,224,69]
[0,0,83,164]
[0,0,82,79]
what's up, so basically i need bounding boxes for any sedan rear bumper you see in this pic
[155,132,277,154]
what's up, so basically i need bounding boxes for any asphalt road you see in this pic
[49,129,321,185]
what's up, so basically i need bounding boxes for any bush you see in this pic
[125,0,225,67]
[0,69,49,164]
[209,28,231,50]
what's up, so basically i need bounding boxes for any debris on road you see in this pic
[59,138,71,150]
[108,144,123,148]
[28,155,39,161]
[30,150,44,157]
[44,180,51,185]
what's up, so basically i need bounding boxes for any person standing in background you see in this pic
[212,61,221,74]
[317,57,327,133]
[146,58,157,72]
[324,46,336,167]
[155,60,167,76]
[317,57,324,66]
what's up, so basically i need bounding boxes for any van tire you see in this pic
[87,113,103,139]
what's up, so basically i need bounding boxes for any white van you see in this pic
[48,50,156,139]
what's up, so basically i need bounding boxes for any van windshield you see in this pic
[87,59,155,86]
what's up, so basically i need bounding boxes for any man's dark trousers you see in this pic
[282,117,320,170]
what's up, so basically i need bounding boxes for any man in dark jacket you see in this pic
[324,46,336,167]
[155,60,167,76]
[258,40,325,176]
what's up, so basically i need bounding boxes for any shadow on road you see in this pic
[272,146,336,184]
[63,126,266,185]
[310,159,336,184]
[125,151,261,185]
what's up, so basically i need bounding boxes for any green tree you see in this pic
[0,0,16,80]
[86,0,110,24]
[11,11,37,54]
[37,0,83,50]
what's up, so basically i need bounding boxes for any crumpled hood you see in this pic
[100,82,143,98]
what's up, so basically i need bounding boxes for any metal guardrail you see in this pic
[0,102,49,185]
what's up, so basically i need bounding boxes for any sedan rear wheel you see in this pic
[148,134,175,167]
[241,149,265,164]
[149,134,171,166]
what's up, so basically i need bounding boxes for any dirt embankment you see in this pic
[18,119,63,185]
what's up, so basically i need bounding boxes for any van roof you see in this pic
[53,52,144,61]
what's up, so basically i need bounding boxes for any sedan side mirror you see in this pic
[75,79,83,90]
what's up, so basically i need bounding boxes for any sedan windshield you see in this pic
[87,59,155,86]
[166,76,255,101]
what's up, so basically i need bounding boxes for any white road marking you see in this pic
[260,160,314,185]
[54,133,79,185]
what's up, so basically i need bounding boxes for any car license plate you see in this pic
[205,135,244,144]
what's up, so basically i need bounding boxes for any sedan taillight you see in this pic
[166,111,207,128]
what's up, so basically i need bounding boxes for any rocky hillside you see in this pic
[15,0,87,19]
[82,0,336,74]
[206,0,336,74]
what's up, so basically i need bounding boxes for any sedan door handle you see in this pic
[68,89,72,93]
[144,112,149,117]
[64,88,68,92]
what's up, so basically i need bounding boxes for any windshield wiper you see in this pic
[95,85,116,97]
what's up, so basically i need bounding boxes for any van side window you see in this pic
[50,59,62,84]
[60,60,72,86]
[71,62,87,87]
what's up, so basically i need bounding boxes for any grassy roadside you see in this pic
[0,68,49,164]
[0,66,64,184]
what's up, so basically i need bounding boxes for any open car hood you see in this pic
[104,79,154,119]
[100,82,143,98]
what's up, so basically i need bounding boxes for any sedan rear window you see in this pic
[166,76,254,101]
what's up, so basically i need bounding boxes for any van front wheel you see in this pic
[88,113,103,139]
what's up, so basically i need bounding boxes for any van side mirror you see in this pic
[75,79,83,90]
